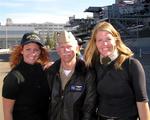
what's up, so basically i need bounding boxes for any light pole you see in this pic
[5,25,8,49]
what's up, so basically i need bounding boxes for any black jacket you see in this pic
[46,58,96,120]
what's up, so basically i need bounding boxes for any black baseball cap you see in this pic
[20,32,43,46]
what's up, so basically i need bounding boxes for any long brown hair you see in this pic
[84,21,134,69]
[10,45,50,68]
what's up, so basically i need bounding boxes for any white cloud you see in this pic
[0,2,23,7]
[1,10,93,25]
[3,7,93,23]
[0,0,114,25]
[4,13,69,24]
[17,0,56,2]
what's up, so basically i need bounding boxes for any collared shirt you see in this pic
[59,65,74,90]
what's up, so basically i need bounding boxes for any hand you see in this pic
[43,61,54,70]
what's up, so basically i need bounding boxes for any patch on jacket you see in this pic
[70,84,85,92]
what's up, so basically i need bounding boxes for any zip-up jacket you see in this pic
[46,58,97,120]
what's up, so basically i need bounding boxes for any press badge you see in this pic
[70,84,84,92]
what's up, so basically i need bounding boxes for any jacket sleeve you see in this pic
[82,68,97,120]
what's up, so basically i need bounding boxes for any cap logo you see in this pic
[26,34,40,41]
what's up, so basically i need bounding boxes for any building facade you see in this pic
[0,19,65,49]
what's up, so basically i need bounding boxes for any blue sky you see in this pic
[0,0,115,25]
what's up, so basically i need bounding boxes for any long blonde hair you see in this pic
[10,45,50,68]
[84,21,134,69]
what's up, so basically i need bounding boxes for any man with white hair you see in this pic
[46,31,96,120]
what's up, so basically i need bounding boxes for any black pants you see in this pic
[98,115,138,120]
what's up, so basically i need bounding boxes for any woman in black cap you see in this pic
[2,32,51,120]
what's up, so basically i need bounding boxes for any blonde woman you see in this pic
[84,21,150,120]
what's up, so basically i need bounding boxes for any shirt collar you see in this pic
[100,49,119,64]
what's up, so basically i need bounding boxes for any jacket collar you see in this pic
[50,58,86,75]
